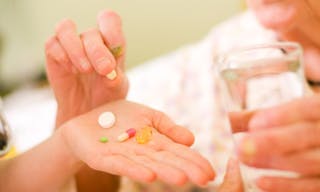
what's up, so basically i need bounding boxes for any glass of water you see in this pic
[216,42,308,191]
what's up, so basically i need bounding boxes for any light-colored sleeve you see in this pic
[127,47,190,112]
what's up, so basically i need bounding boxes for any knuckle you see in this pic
[44,36,56,50]
[55,18,75,34]
[309,124,320,147]
[98,10,122,24]
[156,151,171,161]
[152,110,165,125]
[81,28,99,38]
[91,48,109,61]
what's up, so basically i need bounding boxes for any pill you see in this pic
[136,126,153,144]
[99,136,109,143]
[110,46,123,58]
[117,128,137,142]
[106,70,117,80]
[98,112,116,128]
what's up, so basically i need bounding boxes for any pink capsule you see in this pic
[117,128,136,142]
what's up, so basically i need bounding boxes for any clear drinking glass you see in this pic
[216,42,308,192]
[0,97,11,157]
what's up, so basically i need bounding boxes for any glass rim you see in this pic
[215,41,302,71]
[215,41,302,61]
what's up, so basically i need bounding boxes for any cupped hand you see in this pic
[236,95,320,192]
[59,100,215,186]
[45,10,128,127]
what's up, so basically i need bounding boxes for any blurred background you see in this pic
[0,0,243,95]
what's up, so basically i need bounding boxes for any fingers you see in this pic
[81,28,116,75]
[88,143,155,182]
[45,36,74,74]
[242,148,320,176]
[55,19,92,72]
[238,122,320,159]
[148,150,211,186]
[218,158,243,192]
[249,95,320,130]
[160,137,215,180]
[130,141,212,186]
[237,123,320,175]
[229,111,256,133]
[97,10,126,69]
[151,110,195,146]
[256,176,320,192]
[91,155,156,183]
[129,155,188,185]
[101,142,211,186]
[269,149,320,176]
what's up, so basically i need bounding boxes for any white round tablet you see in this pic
[98,111,116,129]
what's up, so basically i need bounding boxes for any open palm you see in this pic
[60,100,215,186]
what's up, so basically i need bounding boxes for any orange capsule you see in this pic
[136,126,153,144]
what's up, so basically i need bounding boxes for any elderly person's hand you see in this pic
[45,10,128,127]
[58,100,215,186]
[235,95,320,192]
[247,0,320,85]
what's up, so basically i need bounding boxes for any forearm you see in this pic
[0,129,82,191]
[56,108,120,192]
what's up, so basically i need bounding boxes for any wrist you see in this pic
[54,127,84,173]
[55,103,85,128]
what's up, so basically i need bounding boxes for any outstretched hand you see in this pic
[59,100,215,186]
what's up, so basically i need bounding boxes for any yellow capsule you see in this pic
[136,126,153,144]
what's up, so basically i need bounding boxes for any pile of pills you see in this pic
[98,111,153,144]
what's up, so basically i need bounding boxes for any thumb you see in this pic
[229,111,256,133]
[218,157,244,192]
[151,110,195,146]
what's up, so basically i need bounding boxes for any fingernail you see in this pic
[239,136,256,156]
[106,69,117,80]
[79,59,91,71]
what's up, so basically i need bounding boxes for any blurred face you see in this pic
[246,0,320,32]
[247,0,320,85]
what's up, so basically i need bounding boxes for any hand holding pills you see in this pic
[45,10,128,127]
[60,100,215,186]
